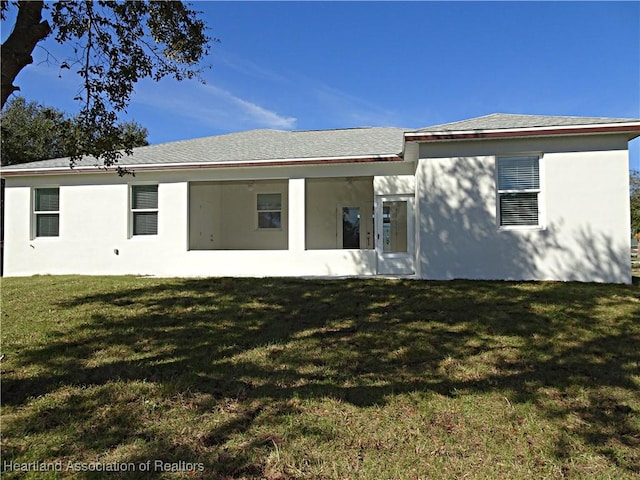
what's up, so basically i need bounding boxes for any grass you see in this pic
[1,275,639,479]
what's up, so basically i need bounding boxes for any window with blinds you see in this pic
[34,187,60,237]
[497,156,540,227]
[131,185,158,235]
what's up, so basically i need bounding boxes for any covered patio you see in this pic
[187,175,415,275]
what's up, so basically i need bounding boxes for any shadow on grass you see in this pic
[2,277,640,477]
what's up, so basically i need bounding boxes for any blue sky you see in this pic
[3,1,640,168]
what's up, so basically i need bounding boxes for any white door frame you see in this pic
[375,195,415,275]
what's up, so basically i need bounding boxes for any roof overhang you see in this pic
[0,153,404,177]
[404,122,640,143]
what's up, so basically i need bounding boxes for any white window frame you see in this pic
[496,154,544,230]
[130,184,159,237]
[256,192,282,230]
[32,187,60,239]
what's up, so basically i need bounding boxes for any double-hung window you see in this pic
[131,185,158,235]
[34,187,60,237]
[257,193,282,229]
[497,156,541,227]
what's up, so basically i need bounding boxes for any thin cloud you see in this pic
[298,76,401,128]
[203,84,297,129]
[216,51,292,85]
[133,80,296,131]
[209,51,399,129]
[18,61,297,131]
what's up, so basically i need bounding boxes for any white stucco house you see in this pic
[2,113,639,283]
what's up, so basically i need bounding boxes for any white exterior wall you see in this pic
[373,175,415,195]
[4,178,190,276]
[415,135,632,283]
[2,133,633,283]
[3,162,412,277]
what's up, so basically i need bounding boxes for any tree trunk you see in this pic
[1,1,51,109]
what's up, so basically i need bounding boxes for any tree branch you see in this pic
[1,1,51,109]
[84,1,93,113]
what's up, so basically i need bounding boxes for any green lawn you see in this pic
[1,276,639,479]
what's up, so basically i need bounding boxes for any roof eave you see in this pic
[0,153,404,177]
[404,123,640,142]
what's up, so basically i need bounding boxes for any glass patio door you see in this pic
[375,195,415,274]
[337,202,374,249]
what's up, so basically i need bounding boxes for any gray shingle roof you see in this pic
[3,113,638,172]
[2,127,407,170]
[413,113,639,132]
